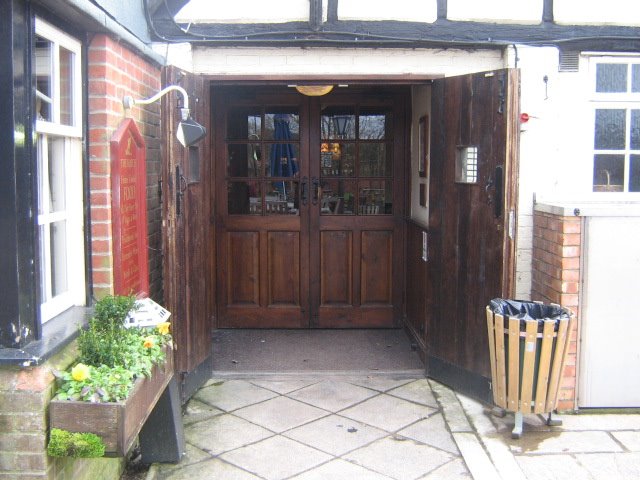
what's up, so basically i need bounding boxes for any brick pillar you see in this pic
[87,35,162,301]
[531,210,582,411]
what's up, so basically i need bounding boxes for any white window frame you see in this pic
[588,55,640,195]
[35,18,85,322]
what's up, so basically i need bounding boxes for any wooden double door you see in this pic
[214,86,406,328]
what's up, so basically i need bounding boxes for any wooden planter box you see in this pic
[49,346,174,457]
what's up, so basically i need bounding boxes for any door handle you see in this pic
[312,177,319,205]
[301,177,308,206]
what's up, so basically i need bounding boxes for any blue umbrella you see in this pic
[269,114,298,197]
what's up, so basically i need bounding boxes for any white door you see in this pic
[579,216,640,408]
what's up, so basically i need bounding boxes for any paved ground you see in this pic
[148,374,640,480]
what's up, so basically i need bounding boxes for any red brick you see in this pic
[90,207,111,222]
[91,239,111,254]
[92,270,113,285]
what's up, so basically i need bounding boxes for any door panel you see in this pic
[320,230,353,305]
[267,231,300,306]
[227,231,260,306]
[162,66,212,402]
[426,69,519,403]
[361,230,393,305]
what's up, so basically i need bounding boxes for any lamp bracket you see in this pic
[123,85,190,120]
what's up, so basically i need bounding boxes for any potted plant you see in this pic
[48,295,174,457]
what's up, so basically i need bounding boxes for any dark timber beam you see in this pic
[0,0,38,349]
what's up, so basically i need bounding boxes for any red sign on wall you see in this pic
[110,118,149,297]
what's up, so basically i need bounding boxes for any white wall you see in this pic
[175,0,309,24]
[188,47,504,76]
[448,0,543,24]
[338,0,437,22]
[555,0,640,26]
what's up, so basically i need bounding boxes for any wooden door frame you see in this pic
[207,80,412,330]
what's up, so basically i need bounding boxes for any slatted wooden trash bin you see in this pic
[486,299,575,439]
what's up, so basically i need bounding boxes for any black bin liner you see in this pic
[489,298,570,331]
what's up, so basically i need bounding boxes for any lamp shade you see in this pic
[177,117,206,147]
[295,85,334,96]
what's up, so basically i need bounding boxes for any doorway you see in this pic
[213,86,408,329]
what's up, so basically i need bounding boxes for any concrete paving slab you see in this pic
[612,431,640,451]
[184,414,273,455]
[515,454,592,480]
[343,375,416,393]
[340,394,437,432]
[249,378,320,394]
[157,458,261,480]
[181,398,223,426]
[290,459,390,479]
[418,458,472,479]
[220,435,332,480]
[194,380,278,412]
[154,443,212,478]
[233,396,328,433]
[344,436,453,480]
[397,413,460,455]
[387,379,439,408]
[284,414,387,456]
[288,379,379,412]
[556,414,640,431]
[507,431,623,455]
[452,432,500,480]
[576,452,640,479]
[430,381,473,433]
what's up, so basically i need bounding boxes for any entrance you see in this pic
[214,86,407,328]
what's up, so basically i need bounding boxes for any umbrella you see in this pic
[269,114,298,197]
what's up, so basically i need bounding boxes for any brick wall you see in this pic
[88,35,163,302]
[531,210,582,411]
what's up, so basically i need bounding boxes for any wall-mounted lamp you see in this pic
[332,115,350,137]
[294,85,334,96]
[123,85,206,147]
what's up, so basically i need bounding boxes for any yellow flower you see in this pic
[143,336,155,348]
[71,363,90,382]
[157,322,171,336]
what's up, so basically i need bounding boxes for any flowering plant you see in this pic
[53,295,172,403]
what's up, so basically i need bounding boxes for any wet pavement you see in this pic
[149,375,640,480]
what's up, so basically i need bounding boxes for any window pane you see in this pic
[359,109,391,140]
[593,154,624,192]
[630,155,640,192]
[266,181,299,215]
[265,111,299,140]
[632,65,640,93]
[34,35,53,122]
[321,107,356,140]
[596,63,627,93]
[266,143,300,177]
[631,110,640,150]
[38,225,47,300]
[359,143,391,177]
[228,181,261,214]
[59,47,75,126]
[227,107,261,140]
[359,180,392,215]
[320,179,356,215]
[227,143,261,177]
[594,109,626,150]
[50,221,68,297]
[48,137,66,212]
[321,142,355,177]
